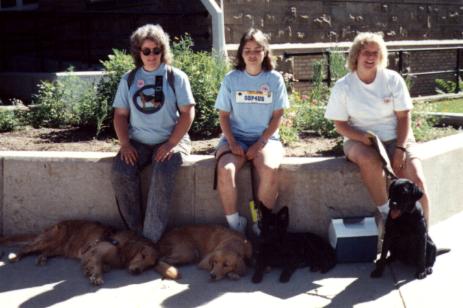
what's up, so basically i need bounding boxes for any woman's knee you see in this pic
[111,155,139,178]
[351,150,383,170]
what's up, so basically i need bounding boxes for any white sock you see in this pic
[226,213,240,230]
[377,201,390,219]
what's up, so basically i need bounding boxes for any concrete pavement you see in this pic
[1,211,461,308]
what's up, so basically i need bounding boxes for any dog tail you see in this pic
[154,260,181,280]
[436,248,451,256]
[0,234,35,244]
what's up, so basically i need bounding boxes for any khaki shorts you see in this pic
[343,138,420,162]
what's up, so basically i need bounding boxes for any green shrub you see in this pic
[31,77,77,128]
[435,78,462,94]
[95,49,135,135]
[0,110,19,132]
[411,102,438,141]
[172,35,229,138]
[31,67,101,129]
[292,58,338,139]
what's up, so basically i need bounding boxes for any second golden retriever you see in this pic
[158,224,252,281]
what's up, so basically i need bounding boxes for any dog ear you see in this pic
[198,253,213,270]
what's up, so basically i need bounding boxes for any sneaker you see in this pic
[235,216,247,234]
[252,223,261,236]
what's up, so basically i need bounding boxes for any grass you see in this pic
[429,98,463,113]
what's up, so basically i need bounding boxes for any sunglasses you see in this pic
[141,47,162,56]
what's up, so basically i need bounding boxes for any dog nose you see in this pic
[130,267,142,275]
[210,273,216,280]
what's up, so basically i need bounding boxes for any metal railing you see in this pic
[284,47,463,93]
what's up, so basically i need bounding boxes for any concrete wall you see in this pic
[1,133,462,238]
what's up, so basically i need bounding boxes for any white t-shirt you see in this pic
[215,69,289,140]
[324,68,412,141]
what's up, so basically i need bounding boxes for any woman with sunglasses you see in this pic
[111,24,195,243]
[215,28,289,234]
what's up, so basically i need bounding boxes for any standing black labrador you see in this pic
[371,179,450,279]
[252,205,336,283]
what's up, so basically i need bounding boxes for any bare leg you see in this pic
[253,141,284,209]
[216,144,247,215]
[344,141,388,206]
[398,157,430,224]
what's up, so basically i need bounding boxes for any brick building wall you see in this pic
[222,0,463,44]
[289,47,462,96]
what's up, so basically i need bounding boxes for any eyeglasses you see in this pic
[141,47,162,56]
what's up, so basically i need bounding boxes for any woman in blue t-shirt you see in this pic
[111,24,195,243]
[215,28,290,234]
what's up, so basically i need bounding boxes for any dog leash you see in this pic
[249,161,262,224]
[367,131,398,181]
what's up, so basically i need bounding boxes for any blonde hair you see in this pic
[130,24,173,67]
[346,32,388,72]
[234,28,274,71]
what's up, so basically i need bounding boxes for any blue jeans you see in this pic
[111,136,190,242]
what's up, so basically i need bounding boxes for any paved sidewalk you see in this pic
[1,211,461,308]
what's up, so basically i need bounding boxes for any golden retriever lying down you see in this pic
[0,220,178,285]
[158,224,252,281]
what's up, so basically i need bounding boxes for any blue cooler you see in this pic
[328,217,378,263]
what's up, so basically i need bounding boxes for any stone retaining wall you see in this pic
[1,133,462,238]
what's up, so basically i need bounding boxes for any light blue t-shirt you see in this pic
[113,64,195,145]
[215,69,289,139]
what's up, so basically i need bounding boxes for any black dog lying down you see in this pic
[371,179,450,279]
[252,205,336,283]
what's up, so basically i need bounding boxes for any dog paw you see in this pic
[36,255,48,266]
[89,274,104,286]
[426,267,433,275]
[416,271,427,279]
[8,252,19,263]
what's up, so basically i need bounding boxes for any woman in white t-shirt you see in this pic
[324,32,430,224]
[214,28,290,234]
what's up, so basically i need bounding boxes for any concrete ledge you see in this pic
[1,133,462,237]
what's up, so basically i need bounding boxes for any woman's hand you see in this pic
[155,141,176,162]
[392,148,407,175]
[245,141,264,160]
[120,143,138,166]
[229,141,245,157]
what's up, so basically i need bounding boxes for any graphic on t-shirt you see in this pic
[132,84,164,114]
[235,90,272,104]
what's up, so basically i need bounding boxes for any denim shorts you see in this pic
[216,135,282,151]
